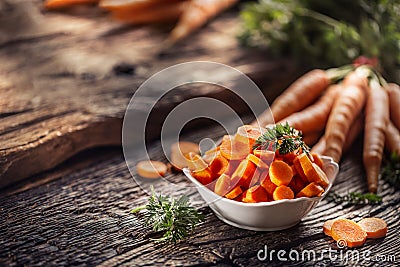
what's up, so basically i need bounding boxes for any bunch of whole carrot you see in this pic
[44,0,238,46]
[255,62,400,193]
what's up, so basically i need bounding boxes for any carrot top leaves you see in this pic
[253,123,309,155]
[131,187,204,243]
[327,192,383,206]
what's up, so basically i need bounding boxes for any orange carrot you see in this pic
[225,186,243,200]
[311,153,324,169]
[357,218,387,239]
[363,79,389,193]
[136,160,167,178]
[272,185,294,200]
[236,125,266,147]
[311,136,326,155]
[167,0,238,45]
[269,160,293,186]
[246,154,269,169]
[260,172,277,196]
[387,83,400,130]
[323,219,336,237]
[385,121,400,155]
[243,185,269,203]
[44,0,98,9]
[99,0,183,11]
[220,135,250,160]
[214,173,232,196]
[288,175,306,195]
[302,131,323,146]
[257,69,330,126]
[325,84,367,163]
[297,153,329,187]
[342,68,369,91]
[208,151,229,177]
[296,182,324,198]
[111,1,186,24]
[331,219,367,248]
[231,159,256,188]
[192,168,213,185]
[186,152,208,172]
[278,84,340,134]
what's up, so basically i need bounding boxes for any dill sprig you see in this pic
[252,123,309,154]
[131,187,204,243]
[381,152,400,190]
[327,192,382,206]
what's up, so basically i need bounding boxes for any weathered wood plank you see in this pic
[0,121,399,266]
[0,0,297,187]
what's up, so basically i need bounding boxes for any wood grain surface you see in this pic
[0,0,297,187]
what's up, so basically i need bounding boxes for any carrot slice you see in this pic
[44,0,99,9]
[246,154,269,169]
[269,160,293,186]
[208,151,229,177]
[243,185,268,203]
[225,186,243,200]
[249,169,262,188]
[203,146,219,164]
[297,153,329,187]
[231,159,256,188]
[293,156,308,183]
[235,125,266,147]
[296,182,324,198]
[331,219,367,248]
[214,174,232,196]
[192,168,213,185]
[357,218,387,239]
[260,172,277,196]
[311,153,324,169]
[170,141,199,170]
[136,160,167,178]
[273,185,294,200]
[288,175,306,195]
[253,150,275,165]
[220,135,250,160]
[186,152,208,172]
[323,219,336,237]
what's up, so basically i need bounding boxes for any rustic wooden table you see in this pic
[0,1,399,266]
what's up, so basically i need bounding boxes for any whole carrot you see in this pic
[44,0,98,9]
[387,83,400,130]
[325,85,366,163]
[278,84,340,133]
[166,0,238,45]
[302,131,323,146]
[363,79,389,193]
[342,67,369,91]
[311,136,326,155]
[385,121,400,157]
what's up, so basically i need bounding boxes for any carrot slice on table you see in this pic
[269,160,293,186]
[358,218,388,239]
[296,182,324,198]
[272,185,294,200]
[225,186,243,200]
[231,159,256,188]
[331,219,367,248]
[136,160,167,178]
[44,0,99,9]
[220,135,250,160]
[243,185,268,203]
[323,219,336,237]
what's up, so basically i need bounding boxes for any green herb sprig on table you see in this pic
[253,123,309,155]
[239,0,400,82]
[381,153,400,190]
[131,188,204,243]
[327,192,382,206]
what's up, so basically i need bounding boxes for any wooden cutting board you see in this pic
[0,1,298,187]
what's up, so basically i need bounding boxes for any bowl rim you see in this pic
[183,155,339,207]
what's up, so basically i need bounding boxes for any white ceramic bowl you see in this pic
[183,156,339,231]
